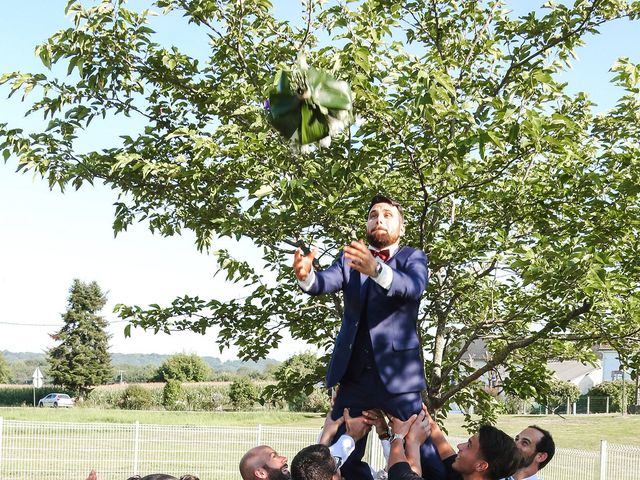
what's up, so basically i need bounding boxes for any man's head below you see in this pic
[453,425,521,480]
[515,425,555,472]
[367,194,405,249]
[291,444,341,480]
[240,445,290,480]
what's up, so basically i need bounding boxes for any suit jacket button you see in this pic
[349,343,353,349]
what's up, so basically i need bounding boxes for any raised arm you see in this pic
[386,249,428,301]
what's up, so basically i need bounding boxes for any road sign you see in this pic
[32,367,43,388]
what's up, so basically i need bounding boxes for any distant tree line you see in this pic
[1,351,279,385]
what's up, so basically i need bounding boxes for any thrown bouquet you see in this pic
[265,56,354,149]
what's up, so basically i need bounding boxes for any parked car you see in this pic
[37,393,74,408]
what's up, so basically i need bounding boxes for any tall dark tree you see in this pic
[47,279,113,397]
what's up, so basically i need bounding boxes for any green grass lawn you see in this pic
[0,406,326,427]
[1,407,638,451]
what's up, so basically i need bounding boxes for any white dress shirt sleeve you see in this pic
[329,434,356,464]
[371,259,393,290]
[297,269,316,292]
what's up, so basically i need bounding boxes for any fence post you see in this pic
[133,421,140,476]
[572,402,576,415]
[606,396,610,414]
[587,396,591,414]
[599,440,607,480]
[257,424,262,446]
[566,398,570,414]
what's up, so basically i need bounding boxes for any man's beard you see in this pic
[519,451,536,469]
[367,228,399,249]
[263,465,290,480]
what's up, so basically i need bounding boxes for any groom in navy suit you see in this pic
[293,195,445,480]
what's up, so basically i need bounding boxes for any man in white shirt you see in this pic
[507,426,555,480]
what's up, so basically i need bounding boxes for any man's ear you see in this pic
[399,222,406,237]
[536,452,548,465]
[255,468,268,480]
[474,460,489,474]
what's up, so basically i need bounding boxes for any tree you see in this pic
[0,352,10,384]
[539,379,580,412]
[155,353,211,382]
[263,352,327,410]
[3,0,640,423]
[46,280,113,398]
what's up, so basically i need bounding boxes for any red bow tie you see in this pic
[371,249,390,262]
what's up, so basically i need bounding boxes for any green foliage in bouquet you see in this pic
[265,56,353,147]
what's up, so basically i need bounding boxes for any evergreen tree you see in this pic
[0,352,9,383]
[46,279,113,398]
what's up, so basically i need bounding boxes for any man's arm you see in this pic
[404,406,431,476]
[426,411,456,460]
[385,249,428,301]
[318,410,345,446]
[294,247,346,295]
[324,409,371,467]
[387,414,424,480]
[387,414,416,471]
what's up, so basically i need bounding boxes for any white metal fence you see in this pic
[0,418,638,480]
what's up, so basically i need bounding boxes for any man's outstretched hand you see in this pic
[293,246,317,281]
[344,240,377,277]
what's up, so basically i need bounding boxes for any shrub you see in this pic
[588,380,635,413]
[184,385,231,410]
[162,379,185,410]
[229,377,258,410]
[287,387,331,412]
[118,384,154,410]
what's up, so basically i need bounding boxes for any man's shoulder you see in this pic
[396,246,426,259]
[393,247,428,269]
[443,454,463,480]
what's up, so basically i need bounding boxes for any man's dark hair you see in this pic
[291,444,336,480]
[368,194,404,220]
[529,425,555,469]
[478,425,521,480]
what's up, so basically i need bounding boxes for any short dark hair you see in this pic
[291,444,336,480]
[529,425,555,469]
[368,194,404,220]
[478,425,521,480]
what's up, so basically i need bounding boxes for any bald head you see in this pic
[240,445,290,480]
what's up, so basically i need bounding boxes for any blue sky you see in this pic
[1,1,639,360]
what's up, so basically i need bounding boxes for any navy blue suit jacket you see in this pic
[307,246,428,394]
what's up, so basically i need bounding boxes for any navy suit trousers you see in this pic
[330,368,446,480]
